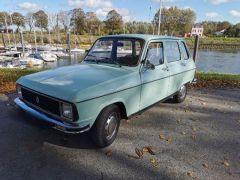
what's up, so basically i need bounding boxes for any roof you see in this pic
[101,34,183,41]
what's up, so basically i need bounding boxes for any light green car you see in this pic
[15,34,196,147]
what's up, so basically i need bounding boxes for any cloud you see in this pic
[229,10,240,16]
[206,12,221,18]
[68,0,112,8]
[209,0,233,5]
[17,2,39,12]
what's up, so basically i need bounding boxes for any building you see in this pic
[190,27,204,37]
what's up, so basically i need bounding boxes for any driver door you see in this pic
[140,41,170,109]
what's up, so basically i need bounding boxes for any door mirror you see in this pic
[85,49,90,53]
[146,60,155,70]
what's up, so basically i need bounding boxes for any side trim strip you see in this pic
[76,68,196,103]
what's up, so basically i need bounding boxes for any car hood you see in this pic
[17,64,140,102]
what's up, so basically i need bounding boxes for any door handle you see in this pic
[162,67,169,71]
[181,62,186,66]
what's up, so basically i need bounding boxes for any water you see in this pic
[196,50,240,74]
[14,50,239,75]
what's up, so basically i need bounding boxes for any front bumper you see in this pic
[14,98,90,134]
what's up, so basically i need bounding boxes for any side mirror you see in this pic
[85,49,90,53]
[146,60,155,70]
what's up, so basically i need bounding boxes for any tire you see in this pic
[91,104,120,148]
[173,84,187,103]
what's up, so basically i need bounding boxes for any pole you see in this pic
[157,0,163,36]
[34,29,37,52]
[19,30,25,56]
[9,13,17,48]
[4,15,10,45]
[1,32,6,48]
[193,35,199,62]
[67,31,71,59]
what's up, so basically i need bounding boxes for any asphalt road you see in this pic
[0,88,239,180]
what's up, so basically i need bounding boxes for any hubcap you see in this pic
[105,112,118,140]
[179,85,186,99]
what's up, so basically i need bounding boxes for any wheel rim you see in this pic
[179,85,186,99]
[105,112,118,140]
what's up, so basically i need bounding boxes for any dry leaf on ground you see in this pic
[202,163,209,168]
[105,150,112,156]
[150,158,159,168]
[181,131,186,135]
[135,148,143,159]
[223,160,230,167]
[159,134,166,140]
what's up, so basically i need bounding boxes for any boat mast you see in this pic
[9,12,17,48]
[4,15,10,45]
[157,0,163,35]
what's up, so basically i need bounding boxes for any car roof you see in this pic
[101,34,184,41]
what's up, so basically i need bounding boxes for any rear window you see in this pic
[165,41,181,63]
[180,41,189,60]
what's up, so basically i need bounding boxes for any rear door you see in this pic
[165,40,185,95]
[140,41,170,109]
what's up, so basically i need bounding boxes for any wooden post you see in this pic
[19,30,25,56]
[67,31,71,59]
[1,31,6,48]
[193,35,199,62]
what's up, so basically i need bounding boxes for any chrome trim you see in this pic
[14,98,90,134]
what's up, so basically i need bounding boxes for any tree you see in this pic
[0,12,10,29]
[105,10,123,34]
[25,12,34,32]
[154,6,196,36]
[11,12,25,31]
[33,10,48,31]
[70,8,85,34]
[85,12,100,35]
[58,11,71,32]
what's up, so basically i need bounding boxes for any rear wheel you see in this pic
[91,105,120,147]
[173,84,187,103]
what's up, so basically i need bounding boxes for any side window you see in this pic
[180,41,189,60]
[165,41,181,63]
[145,42,164,66]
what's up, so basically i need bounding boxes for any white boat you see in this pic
[29,52,58,62]
[37,45,57,52]
[71,48,85,54]
[18,57,44,66]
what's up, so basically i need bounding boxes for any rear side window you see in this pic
[165,41,181,63]
[145,42,164,66]
[180,41,189,60]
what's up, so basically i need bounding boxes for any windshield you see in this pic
[85,38,144,66]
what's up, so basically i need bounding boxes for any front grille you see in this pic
[21,88,61,116]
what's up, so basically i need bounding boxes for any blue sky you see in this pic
[0,0,240,24]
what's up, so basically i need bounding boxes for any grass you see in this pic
[0,68,239,94]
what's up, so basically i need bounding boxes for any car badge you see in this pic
[36,96,40,104]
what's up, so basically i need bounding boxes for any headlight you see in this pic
[61,103,73,120]
[16,85,22,99]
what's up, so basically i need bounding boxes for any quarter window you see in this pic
[180,41,189,60]
[165,41,181,63]
[145,42,164,66]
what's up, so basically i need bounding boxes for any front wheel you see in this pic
[173,84,187,103]
[91,105,120,148]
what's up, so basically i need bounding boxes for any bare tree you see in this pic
[25,12,34,32]
[58,11,71,32]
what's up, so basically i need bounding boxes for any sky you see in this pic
[0,0,240,24]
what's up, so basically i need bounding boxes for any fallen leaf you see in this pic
[105,150,112,156]
[150,158,159,168]
[181,131,186,135]
[135,148,143,159]
[223,160,230,167]
[187,171,194,178]
[191,135,197,140]
[202,163,209,168]
[192,127,197,132]
[142,147,149,153]
[159,134,166,140]
[176,119,181,124]
[127,154,139,159]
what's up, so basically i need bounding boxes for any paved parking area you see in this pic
[0,88,239,180]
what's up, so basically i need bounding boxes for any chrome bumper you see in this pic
[14,98,90,134]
